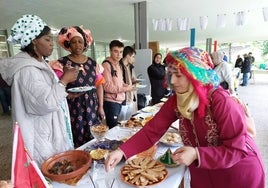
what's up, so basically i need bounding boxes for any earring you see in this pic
[33,45,37,52]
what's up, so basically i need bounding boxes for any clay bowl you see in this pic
[41,150,92,183]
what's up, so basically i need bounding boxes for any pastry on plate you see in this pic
[90,148,109,160]
[121,157,168,186]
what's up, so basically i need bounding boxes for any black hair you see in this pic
[153,52,162,63]
[21,25,51,58]
[123,46,136,58]
[109,40,124,50]
[58,27,69,49]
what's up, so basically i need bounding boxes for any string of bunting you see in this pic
[152,7,268,31]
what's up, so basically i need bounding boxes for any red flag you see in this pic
[11,123,50,188]
[28,160,50,188]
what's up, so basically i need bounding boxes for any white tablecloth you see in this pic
[52,125,186,188]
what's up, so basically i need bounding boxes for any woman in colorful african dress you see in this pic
[57,26,105,148]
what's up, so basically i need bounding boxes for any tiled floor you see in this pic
[0,71,268,187]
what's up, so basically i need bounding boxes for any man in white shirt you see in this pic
[118,46,138,121]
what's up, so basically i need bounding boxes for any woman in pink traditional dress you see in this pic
[105,47,265,188]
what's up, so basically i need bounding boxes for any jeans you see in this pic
[241,72,250,86]
[103,101,122,129]
[0,86,11,114]
[249,70,253,79]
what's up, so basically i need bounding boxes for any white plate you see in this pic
[136,78,145,82]
[160,98,168,102]
[160,129,182,147]
[141,106,157,113]
[67,86,94,92]
[135,84,147,88]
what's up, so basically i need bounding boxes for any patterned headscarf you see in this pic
[57,26,93,52]
[165,47,219,117]
[7,15,47,48]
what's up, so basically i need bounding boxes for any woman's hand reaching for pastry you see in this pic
[171,146,198,166]
[105,149,124,172]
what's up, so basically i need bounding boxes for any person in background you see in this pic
[0,74,11,115]
[211,51,235,94]
[0,15,79,166]
[162,57,174,97]
[240,53,251,86]
[248,52,255,79]
[118,46,138,121]
[147,53,166,105]
[235,54,243,69]
[233,54,244,92]
[105,47,265,188]
[128,48,139,113]
[57,26,105,148]
[102,40,133,128]
[234,54,243,77]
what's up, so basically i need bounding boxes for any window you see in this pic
[95,42,109,64]
[0,35,9,58]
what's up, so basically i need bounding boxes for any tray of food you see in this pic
[84,139,123,152]
[124,117,143,128]
[84,139,123,163]
[121,157,168,187]
[89,148,109,160]
[160,129,182,147]
[41,150,91,185]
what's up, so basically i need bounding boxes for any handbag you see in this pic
[137,93,147,110]
[208,88,256,138]
[231,96,256,138]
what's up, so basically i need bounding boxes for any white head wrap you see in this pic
[211,51,225,66]
[7,14,47,48]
